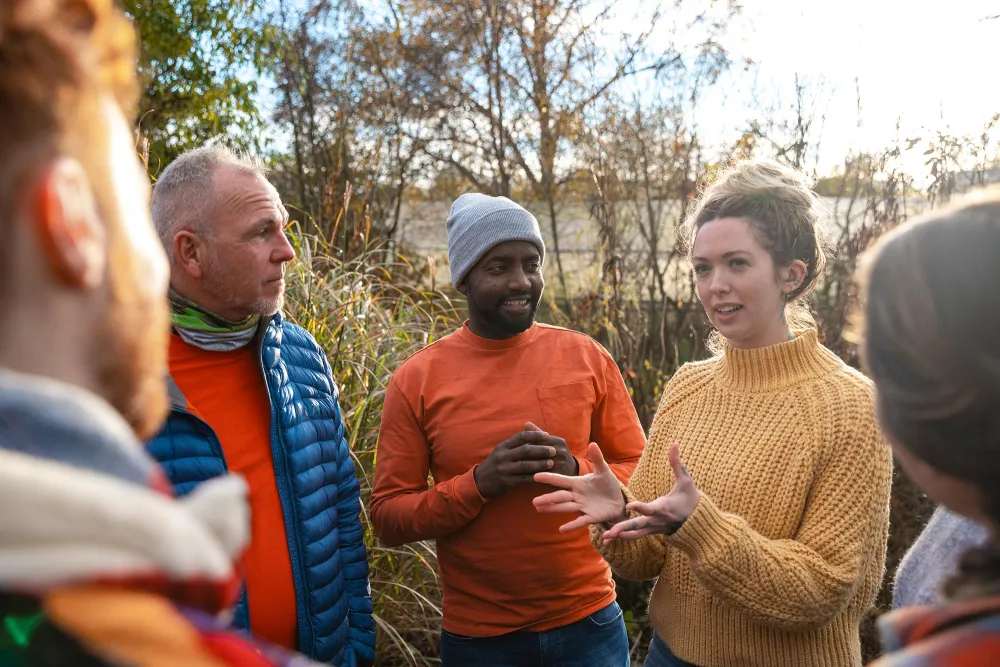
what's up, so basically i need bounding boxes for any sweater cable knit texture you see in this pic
[593,330,893,667]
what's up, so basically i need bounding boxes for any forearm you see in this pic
[371,468,486,546]
[591,483,667,581]
[664,493,860,630]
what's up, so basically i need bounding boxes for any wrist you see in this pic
[472,465,494,499]
[601,491,628,529]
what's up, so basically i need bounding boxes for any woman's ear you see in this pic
[780,259,808,295]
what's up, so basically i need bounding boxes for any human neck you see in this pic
[0,310,104,402]
[168,277,248,323]
[726,319,794,350]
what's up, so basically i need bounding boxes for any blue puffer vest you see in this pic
[145,314,376,666]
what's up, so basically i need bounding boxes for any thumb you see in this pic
[524,421,544,432]
[587,442,611,475]
[668,442,690,482]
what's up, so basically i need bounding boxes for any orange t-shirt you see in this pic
[169,334,298,650]
[371,323,646,636]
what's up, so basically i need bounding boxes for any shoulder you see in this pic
[659,356,719,406]
[818,356,875,403]
[278,318,322,351]
[812,360,879,434]
[533,323,616,363]
[274,318,329,370]
[388,328,463,388]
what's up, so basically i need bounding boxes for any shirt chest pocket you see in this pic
[536,381,596,455]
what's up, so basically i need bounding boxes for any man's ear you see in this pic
[456,279,468,296]
[33,158,106,289]
[173,229,206,279]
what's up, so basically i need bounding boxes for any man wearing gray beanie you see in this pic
[372,194,645,666]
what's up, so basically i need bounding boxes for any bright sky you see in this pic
[625,0,1000,176]
[261,1,999,182]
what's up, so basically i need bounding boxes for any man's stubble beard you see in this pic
[202,250,284,318]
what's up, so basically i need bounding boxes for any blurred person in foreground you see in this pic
[371,194,646,666]
[860,188,1000,666]
[0,0,324,664]
[144,143,375,666]
[534,160,893,667]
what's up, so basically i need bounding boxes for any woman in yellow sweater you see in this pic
[534,159,893,667]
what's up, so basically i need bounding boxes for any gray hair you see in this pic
[151,142,269,260]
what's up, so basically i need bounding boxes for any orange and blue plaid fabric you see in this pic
[870,596,1000,666]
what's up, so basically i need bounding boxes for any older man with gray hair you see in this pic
[145,143,376,667]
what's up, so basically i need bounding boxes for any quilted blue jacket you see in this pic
[145,314,376,666]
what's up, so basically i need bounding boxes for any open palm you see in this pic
[533,443,627,533]
[534,442,700,543]
[602,442,699,543]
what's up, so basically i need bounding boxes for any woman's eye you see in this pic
[694,264,710,275]
[731,258,748,268]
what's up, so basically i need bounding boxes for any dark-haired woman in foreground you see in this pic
[861,188,1000,665]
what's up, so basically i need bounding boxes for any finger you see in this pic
[559,515,598,533]
[512,458,555,475]
[603,525,660,543]
[603,516,644,540]
[533,471,576,488]
[507,430,551,447]
[535,501,581,515]
[587,442,611,474]
[668,442,691,481]
[498,431,539,449]
[625,500,656,516]
[506,473,541,487]
[544,434,568,449]
[532,489,575,506]
[524,421,545,434]
[510,444,558,461]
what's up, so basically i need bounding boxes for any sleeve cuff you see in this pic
[662,492,734,556]
[457,466,489,508]
[574,454,595,476]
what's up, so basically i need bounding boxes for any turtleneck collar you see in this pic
[714,329,844,392]
[455,321,539,351]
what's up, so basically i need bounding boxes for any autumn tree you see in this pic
[124,0,274,172]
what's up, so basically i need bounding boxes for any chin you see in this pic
[498,310,536,335]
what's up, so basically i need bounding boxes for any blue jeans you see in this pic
[643,633,699,667]
[440,601,629,667]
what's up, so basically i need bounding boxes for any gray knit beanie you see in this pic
[446,193,546,287]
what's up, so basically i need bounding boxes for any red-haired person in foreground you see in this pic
[0,1,319,664]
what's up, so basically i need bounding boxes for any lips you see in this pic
[499,294,533,314]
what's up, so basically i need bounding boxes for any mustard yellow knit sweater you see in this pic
[594,330,892,667]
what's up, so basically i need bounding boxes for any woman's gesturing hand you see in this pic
[533,443,627,532]
[601,442,699,544]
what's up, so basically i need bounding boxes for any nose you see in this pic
[709,271,730,296]
[508,266,532,293]
[273,228,296,264]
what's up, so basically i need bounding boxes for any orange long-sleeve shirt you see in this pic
[371,323,646,637]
